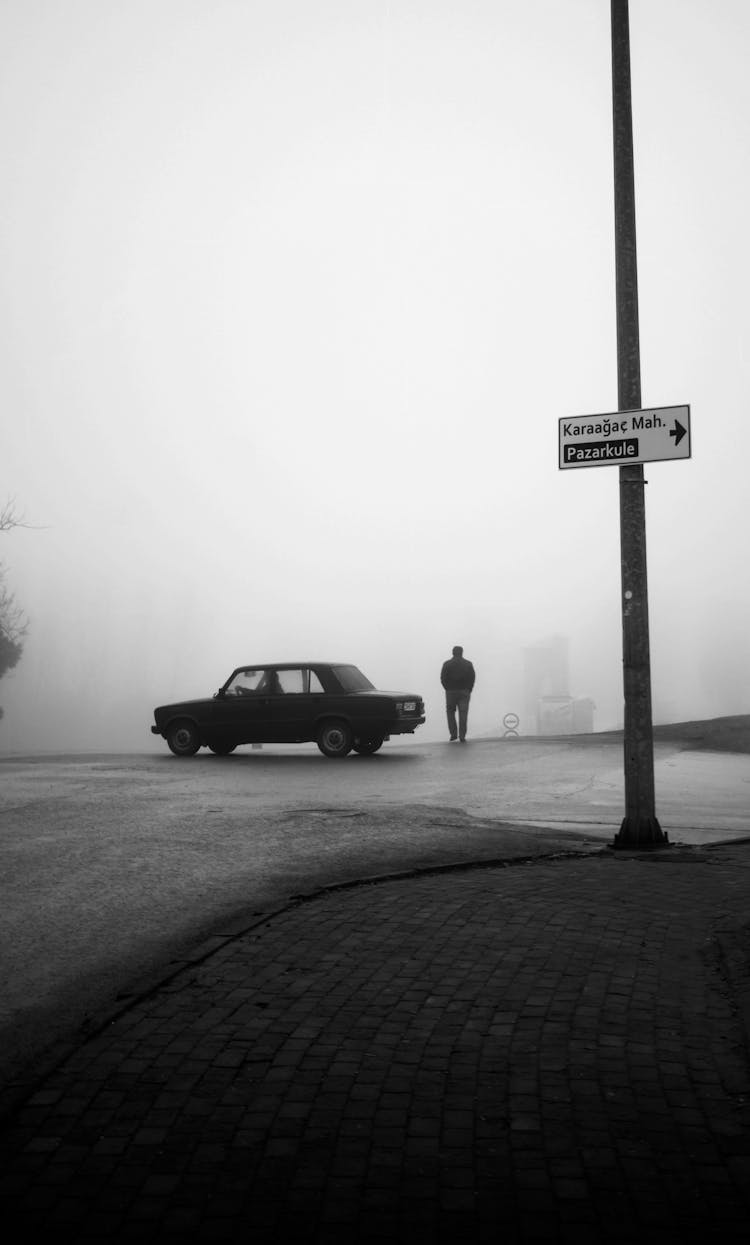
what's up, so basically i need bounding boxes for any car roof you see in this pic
[229,661,359,673]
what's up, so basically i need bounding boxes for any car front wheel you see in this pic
[352,737,384,755]
[316,719,353,758]
[208,741,236,756]
[166,720,201,757]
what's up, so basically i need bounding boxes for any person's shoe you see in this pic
[459,736,466,743]
[449,734,458,742]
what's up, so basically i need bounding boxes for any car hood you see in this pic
[154,697,214,716]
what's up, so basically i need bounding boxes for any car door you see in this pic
[270,667,325,741]
[211,668,275,744]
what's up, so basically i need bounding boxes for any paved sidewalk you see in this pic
[2,842,750,1243]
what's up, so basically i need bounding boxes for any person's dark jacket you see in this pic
[440,656,475,693]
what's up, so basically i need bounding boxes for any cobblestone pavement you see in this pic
[2,843,750,1243]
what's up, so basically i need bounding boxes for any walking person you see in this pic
[440,645,475,743]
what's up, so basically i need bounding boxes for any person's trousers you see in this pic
[445,691,471,740]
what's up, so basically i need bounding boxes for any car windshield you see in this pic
[331,664,375,692]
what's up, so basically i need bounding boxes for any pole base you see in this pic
[613,817,669,850]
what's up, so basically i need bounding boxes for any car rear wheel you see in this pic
[166,720,201,757]
[352,737,384,755]
[316,719,353,758]
[208,741,236,756]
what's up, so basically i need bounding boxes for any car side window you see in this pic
[225,668,325,696]
[277,668,303,694]
[227,669,267,695]
[274,668,324,694]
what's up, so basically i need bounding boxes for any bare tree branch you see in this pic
[0,499,23,531]
[0,499,31,687]
[1,498,44,532]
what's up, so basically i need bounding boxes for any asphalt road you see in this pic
[2,735,748,1097]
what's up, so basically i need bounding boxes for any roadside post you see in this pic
[558,2,692,848]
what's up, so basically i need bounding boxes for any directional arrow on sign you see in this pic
[670,419,687,447]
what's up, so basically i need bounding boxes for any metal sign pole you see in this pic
[610,0,667,847]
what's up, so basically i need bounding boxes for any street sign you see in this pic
[558,404,691,470]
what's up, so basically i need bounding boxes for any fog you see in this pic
[1,0,748,753]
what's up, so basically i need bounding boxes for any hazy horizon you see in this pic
[2,0,748,753]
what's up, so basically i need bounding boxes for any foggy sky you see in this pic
[1,0,749,752]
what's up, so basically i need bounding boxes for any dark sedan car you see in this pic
[151,662,426,758]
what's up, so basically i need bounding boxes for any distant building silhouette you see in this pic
[523,636,595,735]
